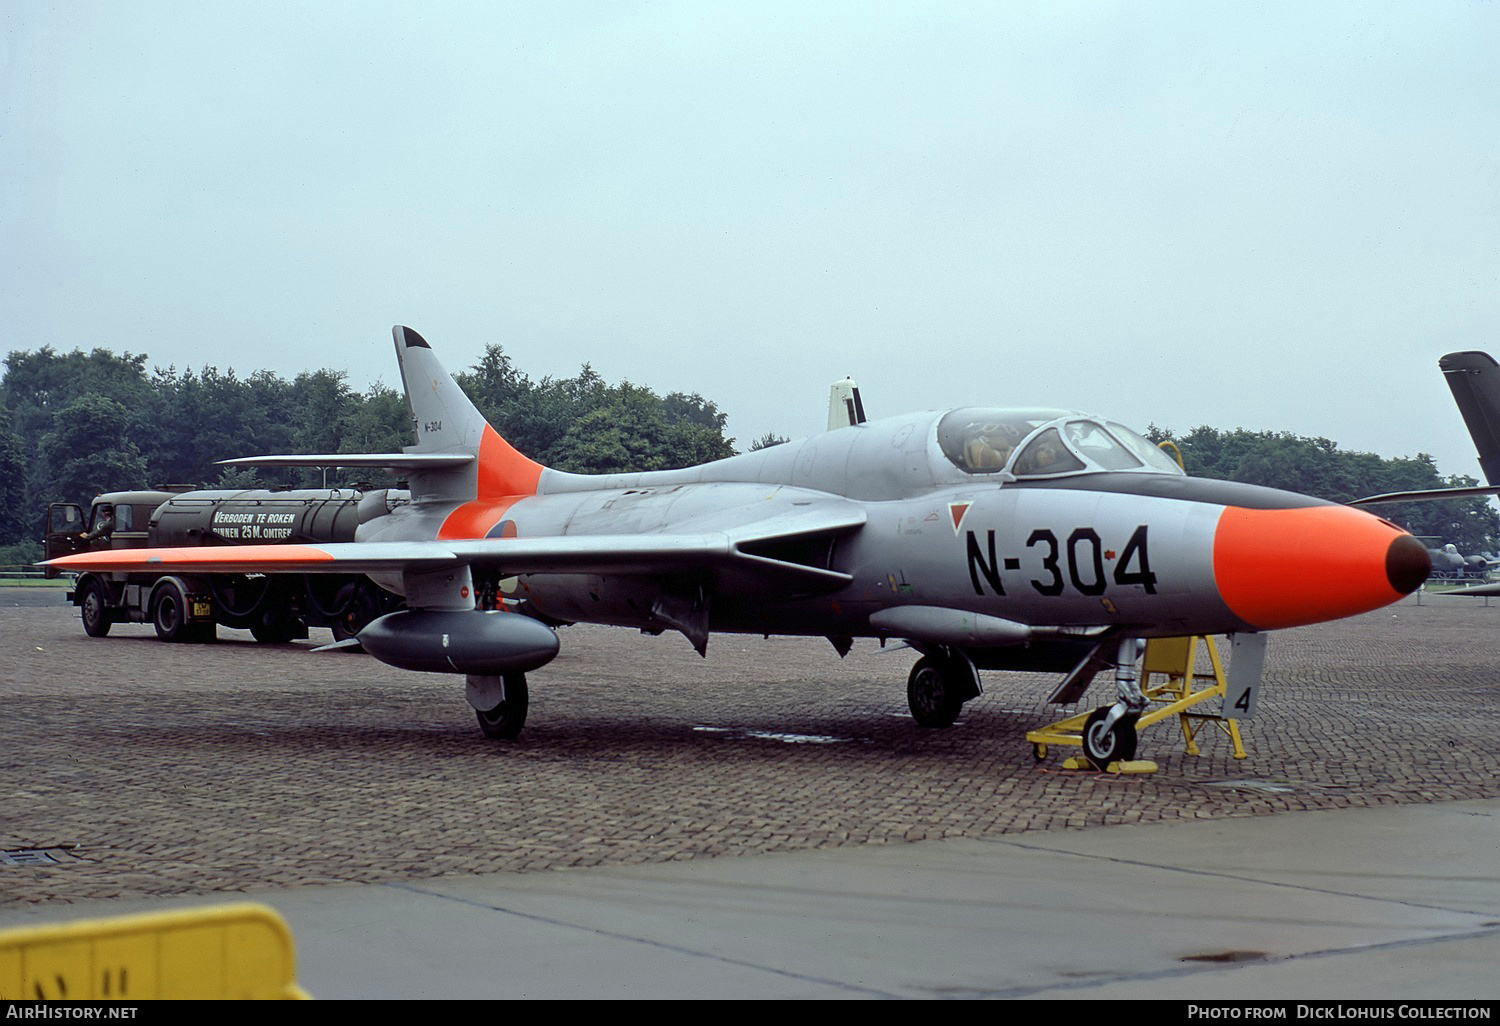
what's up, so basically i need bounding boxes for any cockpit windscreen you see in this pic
[938,408,1185,478]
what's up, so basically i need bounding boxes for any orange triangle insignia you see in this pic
[949,502,972,534]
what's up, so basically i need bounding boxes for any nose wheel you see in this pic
[1082,706,1139,770]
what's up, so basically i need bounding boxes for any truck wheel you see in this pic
[153,583,188,642]
[331,583,377,643]
[80,581,112,638]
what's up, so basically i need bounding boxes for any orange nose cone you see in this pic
[1213,506,1431,630]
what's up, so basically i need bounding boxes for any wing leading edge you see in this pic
[45,510,866,594]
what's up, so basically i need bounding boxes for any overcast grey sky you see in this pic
[4,1,1498,479]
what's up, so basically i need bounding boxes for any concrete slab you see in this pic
[6,800,1496,1000]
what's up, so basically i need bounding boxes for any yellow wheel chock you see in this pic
[1026,635,1249,773]
[0,902,310,1000]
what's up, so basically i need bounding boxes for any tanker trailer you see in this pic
[45,487,405,643]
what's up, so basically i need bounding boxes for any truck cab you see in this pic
[44,489,187,576]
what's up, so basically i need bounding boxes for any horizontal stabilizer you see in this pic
[218,453,474,471]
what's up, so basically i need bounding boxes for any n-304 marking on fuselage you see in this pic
[965,525,1158,597]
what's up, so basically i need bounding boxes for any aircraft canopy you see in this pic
[937,408,1184,479]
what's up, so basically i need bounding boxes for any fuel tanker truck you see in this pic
[44,487,407,643]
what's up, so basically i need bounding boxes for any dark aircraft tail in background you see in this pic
[1351,350,1500,507]
[1441,351,1500,487]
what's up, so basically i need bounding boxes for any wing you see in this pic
[44,507,865,594]
[1350,484,1500,506]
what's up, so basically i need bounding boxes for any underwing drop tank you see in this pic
[357,609,561,675]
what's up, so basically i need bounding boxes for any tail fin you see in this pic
[395,325,489,456]
[393,325,543,500]
[1440,351,1500,486]
[826,377,866,431]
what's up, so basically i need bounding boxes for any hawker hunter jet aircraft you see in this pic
[49,327,1433,766]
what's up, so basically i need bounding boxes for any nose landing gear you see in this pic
[1026,634,1250,772]
[1082,705,1139,771]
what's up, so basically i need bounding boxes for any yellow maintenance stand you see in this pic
[1026,634,1249,773]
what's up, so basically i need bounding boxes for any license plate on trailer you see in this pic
[191,599,212,618]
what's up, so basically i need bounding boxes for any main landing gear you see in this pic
[467,673,529,740]
[906,649,982,728]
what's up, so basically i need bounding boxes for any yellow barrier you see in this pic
[0,903,309,1000]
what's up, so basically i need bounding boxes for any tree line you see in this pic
[1,343,1494,560]
[0,343,734,558]
[1144,424,1496,554]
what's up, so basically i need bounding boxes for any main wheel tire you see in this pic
[1082,706,1138,770]
[475,674,529,740]
[907,656,963,728]
[152,584,188,642]
[80,580,112,638]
